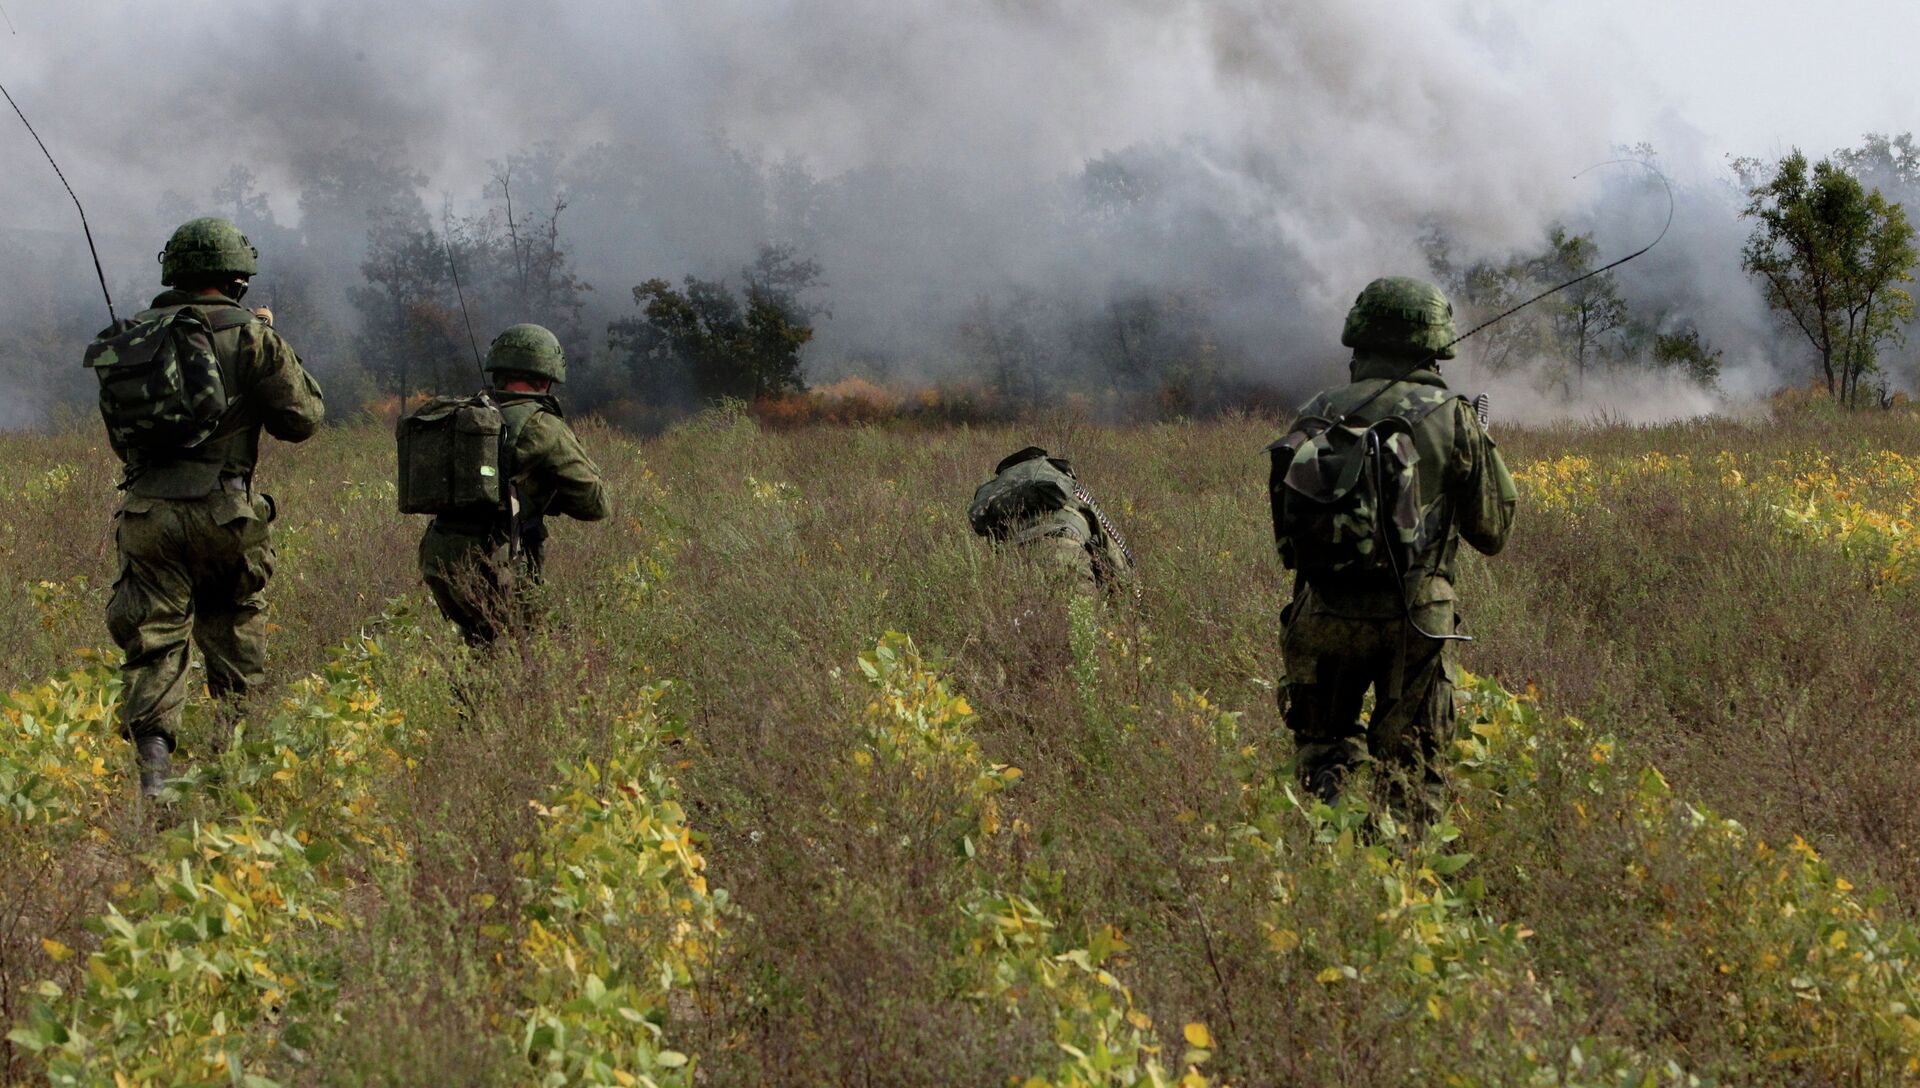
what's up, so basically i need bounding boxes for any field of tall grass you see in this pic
[4,400,1920,1085]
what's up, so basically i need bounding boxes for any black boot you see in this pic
[137,736,172,798]
[1306,766,1344,806]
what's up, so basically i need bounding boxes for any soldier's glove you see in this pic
[252,306,274,327]
[1472,393,1491,428]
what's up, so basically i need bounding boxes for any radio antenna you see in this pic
[441,224,485,377]
[1,79,116,323]
[1339,158,1674,423]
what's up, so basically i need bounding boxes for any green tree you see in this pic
[1836,133,1920,191]
[350,221,467,399]
[610,245,819,404]
[1652,327,1723,387]
[1738,150,1917,405]
[1534,226,1628,394]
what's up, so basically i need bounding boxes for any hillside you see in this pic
[5,406,1920,1085]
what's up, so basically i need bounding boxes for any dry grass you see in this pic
[5,401,1920,1083]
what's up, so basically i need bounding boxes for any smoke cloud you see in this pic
[1,0,1915,426]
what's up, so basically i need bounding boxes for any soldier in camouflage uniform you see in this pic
[418,324,610,645]
[969,446,1134,593]
[106,218,326,796]
[1272,277,1515,817]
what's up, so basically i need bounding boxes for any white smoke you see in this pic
[0,0,1915,422]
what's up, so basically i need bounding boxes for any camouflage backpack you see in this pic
[969,447,1134,584]
[395,393,544,519]
[1267,385,1461,583]
[83,304,250,453]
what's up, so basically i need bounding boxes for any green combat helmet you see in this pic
[1340,276,1457,360]
[158,217,259,285]
[485,323,566,383]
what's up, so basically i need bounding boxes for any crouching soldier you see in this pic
[409,324,610,645]
[968,446,1134,593]
[1268,277,1515,819]
[87,217,326,796]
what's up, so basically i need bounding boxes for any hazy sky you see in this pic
[1544,0,1920,174]
[3,0,1912,227]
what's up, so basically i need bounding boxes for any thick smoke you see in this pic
[0,0,1910,426]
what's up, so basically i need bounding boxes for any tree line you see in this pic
[12,132,1913,429]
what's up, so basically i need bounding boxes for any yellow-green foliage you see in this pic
[20,462,79,504]
[1517,447,1920,586]
[960,891,1209,1088]
[1456,674,1920,1079]
[13,820,344,1087]
[0,656,120,835]
[1513,451,1690,512]
[852,633,1207,1088]
[1735,449,1920,585]
[852,632,1020,837]
[512,684,726,1087]
[6,635,421,1087]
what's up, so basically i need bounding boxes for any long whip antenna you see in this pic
[440,222,485,379]
[1443,158,1674,353]
[0,79,116,323]
[1340,157,1674,423]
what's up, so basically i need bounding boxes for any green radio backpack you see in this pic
[83,304,249,454]
[396,393,511,517]
[1267,388,1460,583]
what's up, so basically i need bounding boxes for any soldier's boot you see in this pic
[136,736,172,798]
[1306,765,1345,806]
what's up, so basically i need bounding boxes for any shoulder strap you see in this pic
[498,399,544,452]
[496,398,550,494]
[1394,389,1466,428]
[195,304,257,332]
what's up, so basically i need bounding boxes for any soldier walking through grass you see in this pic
[968,445,1134,594]
[413,324,610,646]
[1268,277,1515,819]
[89,217,326,797]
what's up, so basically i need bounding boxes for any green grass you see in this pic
[5,404,1920,1084]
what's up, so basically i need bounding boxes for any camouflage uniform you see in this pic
[1274,278,1515,814]
[419,326,610,645]
[969,447,1134,593]
[105,287,324,762]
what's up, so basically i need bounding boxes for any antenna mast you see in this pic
[1,80,117,323]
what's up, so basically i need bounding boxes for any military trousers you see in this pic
[106,490,276,750]
[419,522,540,647]
[1279,588,1458,814]
[1009,510,1100,593]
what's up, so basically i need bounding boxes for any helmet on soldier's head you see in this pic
[159,217,259,285]
[485,323,567,383]
[1340,276,1458,360]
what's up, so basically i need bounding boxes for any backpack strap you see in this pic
[192,304,257,332]
[495,397,552,560]
[1393,390,1467,428]
[497,399,546,471]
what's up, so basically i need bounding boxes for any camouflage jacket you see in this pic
[432,391,611,540]
[969,449,1134,588]
[117,289,325,499]
[1285,353,1515,617]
